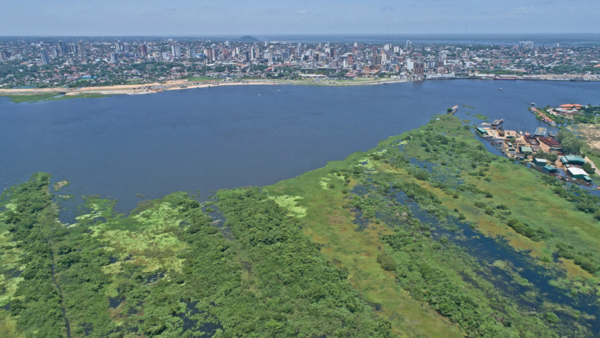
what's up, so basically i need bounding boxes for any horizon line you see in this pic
[1,32,600,38]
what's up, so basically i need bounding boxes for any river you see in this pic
[0,80,599,213]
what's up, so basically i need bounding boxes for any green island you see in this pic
[2,115,600,337]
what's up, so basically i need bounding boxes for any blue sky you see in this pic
[1,0,598,36]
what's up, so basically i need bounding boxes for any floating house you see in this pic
[560,155,586,166]
[533,158,548,166]
[543,165,558,173]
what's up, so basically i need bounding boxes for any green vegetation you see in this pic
[0,174,390,337]
[472,113,489,120]
[574,105,600,124]
[557,128,585,154]
[266,114,600,337]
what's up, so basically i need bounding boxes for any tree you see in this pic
[557,129,584,155]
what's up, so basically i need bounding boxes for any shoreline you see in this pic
[0,78,410,99]
[1,76,599,102]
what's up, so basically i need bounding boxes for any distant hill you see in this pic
[237,35,260,43]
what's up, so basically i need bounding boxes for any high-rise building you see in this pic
[110,52,119,63]
[67,43,77,54]
[405,58,414,70]
[204,48,213,62]
[371,52,382,65]
[413,62,424,76]
[171,45,181,58]
[0,51,10,61]
[405,40,412,49]
[40,50,50,65]
[140,44,148,58]
[518,41,534,48]
[189,49,196,58]
[58,40,68,55]
[78,41,85,57]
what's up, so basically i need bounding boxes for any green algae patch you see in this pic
[90,199,190,272]
[268,195,307,218]
[319,177,331,190]
[473,113,489,120]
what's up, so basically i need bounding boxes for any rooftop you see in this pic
[567,167,588,176]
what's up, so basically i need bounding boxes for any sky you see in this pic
[1,0,599,36]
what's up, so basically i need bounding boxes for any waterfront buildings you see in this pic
[0,36,599,88]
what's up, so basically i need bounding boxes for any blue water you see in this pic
[1,80,599,214]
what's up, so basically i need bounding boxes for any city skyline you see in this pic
[1,0,600,36]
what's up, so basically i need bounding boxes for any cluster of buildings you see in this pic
[477,121,594,184]
[0,37,599,88]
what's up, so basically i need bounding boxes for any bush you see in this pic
[582,162,595,174]
[545,312,560,324]
[414,172,429,181]
[377,254,397,271]
[474,201,487,209]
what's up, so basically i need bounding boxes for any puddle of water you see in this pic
[180,301,223,336]
[145,272,165,284]
[109,297,123,309]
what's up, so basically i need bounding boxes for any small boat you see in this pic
[448,105,459,114]
[530,102,536,106]
[498,88,503,91]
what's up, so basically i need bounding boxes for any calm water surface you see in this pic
[1,80,599,212]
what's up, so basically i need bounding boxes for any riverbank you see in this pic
[3,76,600,104]
[0,77,410,103]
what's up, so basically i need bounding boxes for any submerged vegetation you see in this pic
[2,114,600,337]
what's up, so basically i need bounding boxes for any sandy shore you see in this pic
[0,80,283,96]
[0,78,410,97]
